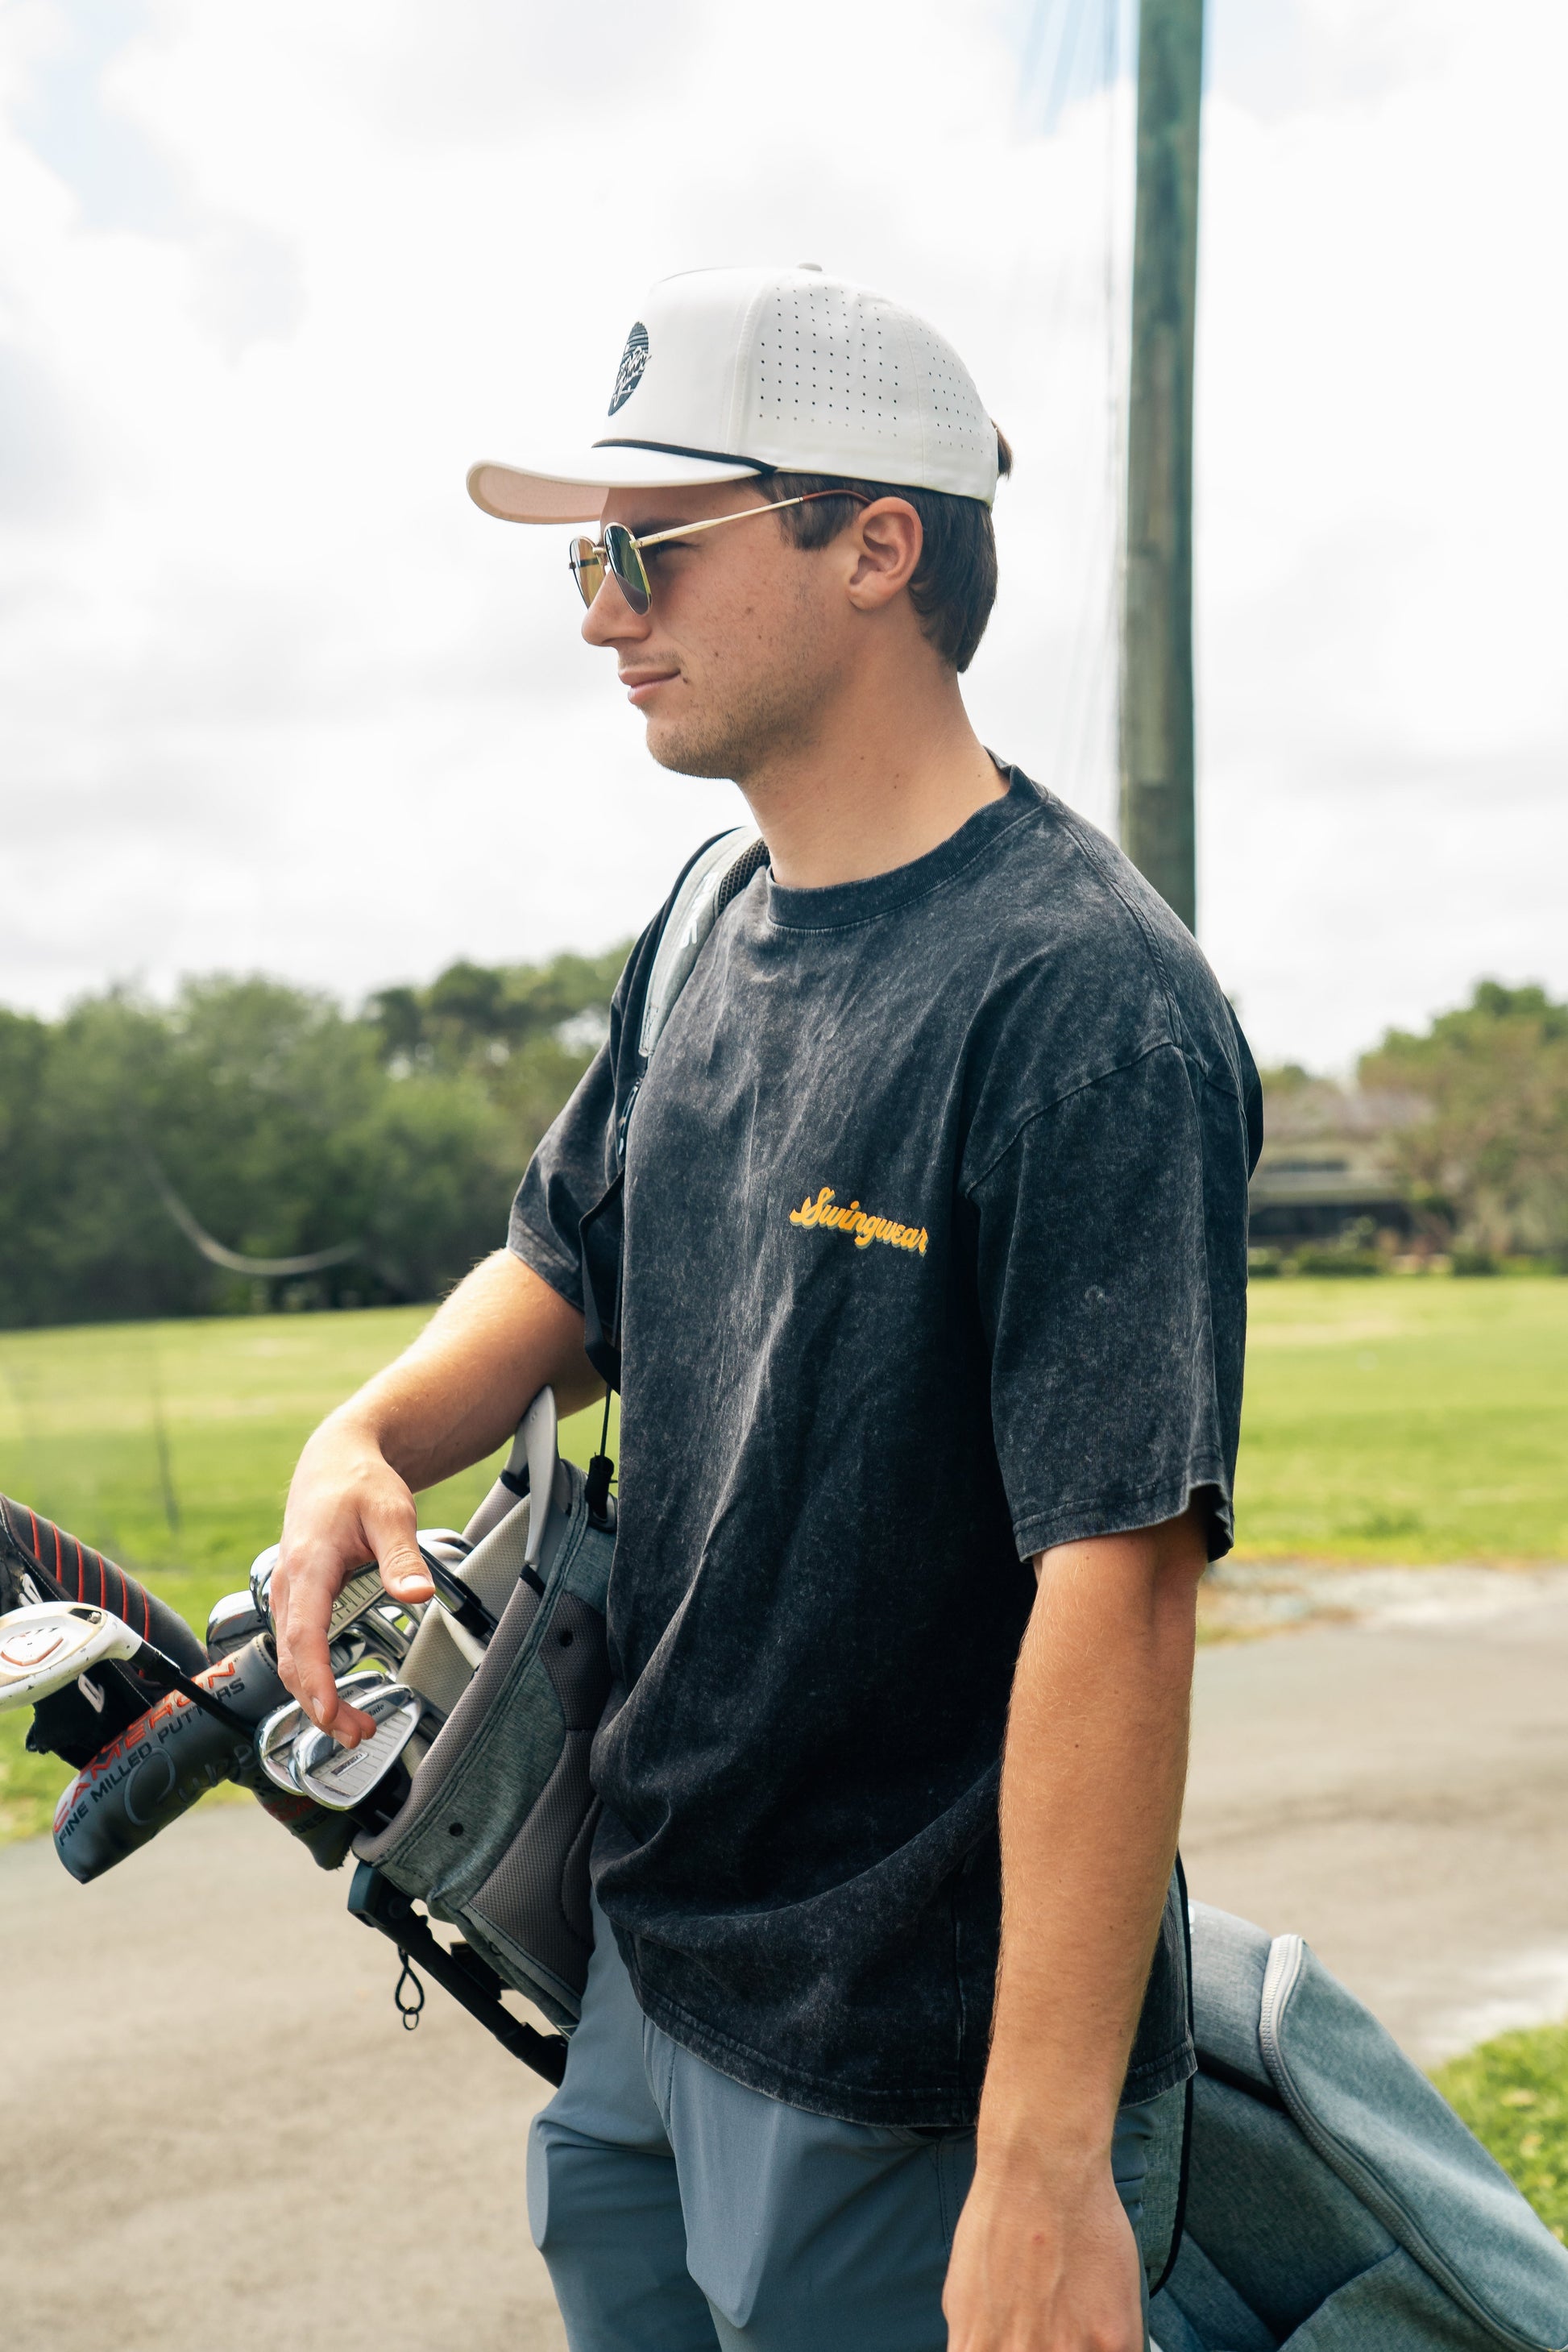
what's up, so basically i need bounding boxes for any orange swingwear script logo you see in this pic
[789,1187,928,1257]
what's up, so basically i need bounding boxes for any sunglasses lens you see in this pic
[569,538,605,608]
[604,523,652,616]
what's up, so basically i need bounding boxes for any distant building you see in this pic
[1248,1079,1421,1247]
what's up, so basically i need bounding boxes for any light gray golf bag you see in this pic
[1154,1902,1568,2350]
[350,1429,615,2038]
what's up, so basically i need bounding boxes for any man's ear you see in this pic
[843,499,923,614]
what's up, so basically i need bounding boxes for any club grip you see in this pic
[52,1634,287,1884]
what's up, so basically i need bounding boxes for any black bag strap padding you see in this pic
[0,1495,205,1670]
[712,832,769,915]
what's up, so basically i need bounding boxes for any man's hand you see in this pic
[272,1415,433,1745]
[944,2146,1143,2352]
[944,1504,1206,2347]
[268,1248,597,1744]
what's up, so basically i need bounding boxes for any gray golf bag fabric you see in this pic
[1152,1903,1568,2352]
[354,1458,615,2033]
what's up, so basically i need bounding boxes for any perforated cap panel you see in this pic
[742,277,997,498]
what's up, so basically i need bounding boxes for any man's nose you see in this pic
[581,564,649,649]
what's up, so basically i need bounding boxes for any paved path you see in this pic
[1182,1574,1568,2064]
[0,1806,565,2352]
[4,1574,1567,2350]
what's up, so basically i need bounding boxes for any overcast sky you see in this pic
[1,0,1562,1069]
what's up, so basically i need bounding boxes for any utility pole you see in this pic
[1119,0,1204,932]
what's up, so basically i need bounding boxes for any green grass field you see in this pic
[1237,1276,1568,1562]
[1434,2024,1568,2243]
[2,1278,1562,1842]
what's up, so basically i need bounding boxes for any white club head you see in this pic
[0,1603,143,1711]
[289,1682,425,1812]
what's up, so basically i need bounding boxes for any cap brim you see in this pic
[467,446,762,525]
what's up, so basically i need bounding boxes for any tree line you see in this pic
[0,965,1562,1329]
[0,947,628,1328]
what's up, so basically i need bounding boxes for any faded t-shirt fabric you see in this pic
[510,765,1262,2129]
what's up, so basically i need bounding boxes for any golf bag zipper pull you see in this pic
[585,1388,615,1530]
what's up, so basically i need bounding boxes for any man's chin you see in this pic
[642,716,737,782]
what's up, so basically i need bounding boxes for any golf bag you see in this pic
[1157,1902,1568,2350]
[8,1380,613,2076]
[349,1450,614,2033]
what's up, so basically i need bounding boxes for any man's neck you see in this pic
[734,661,1006,890]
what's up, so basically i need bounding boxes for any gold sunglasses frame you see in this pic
[569,489,870,615]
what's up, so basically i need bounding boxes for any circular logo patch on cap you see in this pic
[608,321,649,416]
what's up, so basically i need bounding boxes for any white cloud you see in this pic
[0,0,1562,1070]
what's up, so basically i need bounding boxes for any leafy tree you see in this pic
[0,944,630,1328]
[1359,983,1568,1259]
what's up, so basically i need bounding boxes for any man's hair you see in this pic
[758,428,1013,675]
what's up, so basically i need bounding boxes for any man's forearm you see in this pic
[272,1248,597,1733]
[324,1247,600,1491]
[982,1513,1204,2159]
[943,1512,1205,2351]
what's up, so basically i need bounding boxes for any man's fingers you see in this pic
[363,1500,434,1605]
[272,1467,428,1740]
[272,1578,347,1734]
[323,1698,377,1748]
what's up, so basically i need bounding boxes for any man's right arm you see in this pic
[271,1248,599,1742]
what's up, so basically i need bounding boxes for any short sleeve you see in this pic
[508,1043,618,1310]
[969,1043,1251,1564]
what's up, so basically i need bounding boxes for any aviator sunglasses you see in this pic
[569,491,869,616]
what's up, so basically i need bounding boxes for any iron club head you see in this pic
[254,1668,392,1794]
[289,1681,427,1812]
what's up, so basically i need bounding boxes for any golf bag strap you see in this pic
[576,825,765,1392]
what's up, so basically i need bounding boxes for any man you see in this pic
[272,265,1261,2352]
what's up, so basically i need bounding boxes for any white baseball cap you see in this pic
[468,264,1001,526]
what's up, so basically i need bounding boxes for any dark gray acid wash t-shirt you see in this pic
[511,766,1261,2128]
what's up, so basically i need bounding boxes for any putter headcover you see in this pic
[51,1632,353,1882]
[0,1495,209,1765]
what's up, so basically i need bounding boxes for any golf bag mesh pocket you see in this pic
[461,1733,603,2020]
[354,1460,615,2028]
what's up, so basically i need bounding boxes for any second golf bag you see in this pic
[1157,1901,1568,2350]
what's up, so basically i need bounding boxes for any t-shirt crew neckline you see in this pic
[765,762,1036,933]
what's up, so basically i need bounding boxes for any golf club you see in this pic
[289,1681,427,1811]
[0,1601,243,1732]
[421,1546,500,1644]
[254,1667,394,1795]
[205,1588,268,1661]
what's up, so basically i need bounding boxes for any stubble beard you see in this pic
[641,589,842,786]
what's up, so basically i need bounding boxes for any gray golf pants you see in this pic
[528,1898,1174,2351]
